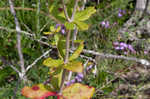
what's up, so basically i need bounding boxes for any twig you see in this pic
[71,27,78,49]
[26,49,52,72]
[71,0,79,21]
[9,0,26,80]
[9,64,21,75]
[0,26,34,36]
[21,22,33,33]
[36,0,41,33]
[0,26,51,47]
[62,0,71,22]
[1,25,150,66]
[83,49,150,66]
[81,0,86,10]
[39,21,49,34]
[59,30,71,94]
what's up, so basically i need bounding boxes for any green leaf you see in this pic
[49,68,63,91]
[69,41,84,61]
[58,11,66,19]
[61,83,95,99]
[43,32,54,35]
[43,57,63,68]
[73,21,89,30]
[74,7,96,21]
[49,2,66,23]
[57,38,66,59]
[64,22,75,30]
[63,61,83,73]
[50,26,55,32]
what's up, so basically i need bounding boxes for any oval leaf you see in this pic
[64,22,75,30]
[73,21,89,30]
[49,68,63,91]
[63,61,83,73]
[62,83,95,99]
[22,84,59,99]
[74,7,96,21]
[43,57,63,68]
[57,38,66,59]
[69,41,84,61]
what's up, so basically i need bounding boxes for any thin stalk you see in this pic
[36,0,40,34]
[59,0,79,93]
[62,0,71,22]
[9,0,27,82]
[59,30,71,94]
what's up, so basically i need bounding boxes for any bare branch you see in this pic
[62,0,71,22]
[0,56,21,74]
[26,49,52,72]
[1,26,150,66]
[36,0,41,33]
[83,49,150,66]
[9,0,26,77]
[71,0,79,21]
[0,26,34,36]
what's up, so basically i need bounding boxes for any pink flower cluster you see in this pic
[113,42,136,54]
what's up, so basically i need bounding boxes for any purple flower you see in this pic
[120,42,128,48]
[144,50,148,54]
[61,29,65,34]
[55,24,61,28]
[66,79,75,86]
[127,45,136,53]
[75,76,82,82]
[55,24,66,34]
[120,46,124,50]
[101,21,110,28]
[113,42,119,46]
[101,21,105,26]
[118,9,126,17]
[77,73,84,79]
[115,46,120,50]
[105,21,109,28]
[122,10,126,14]
[118,13,122,17]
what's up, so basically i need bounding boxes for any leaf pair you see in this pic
[22,83,95,99]
[43,57,83,73]
[59,7,96,30]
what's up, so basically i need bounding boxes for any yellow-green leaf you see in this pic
[43,32,54,35]
[49,68,63,91]
[73,21,89,30]
[43,57,63,68]
[56,26,61,32]
[74,7,96,21]
[65,22,75,30]
[57,38,66,59]
[69,41,84,61]
[50,26,55,32]
[63,61,83,73]
[61,83,95,99]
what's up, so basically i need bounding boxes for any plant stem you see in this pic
[9,0,27,82]
[59,30,71,94]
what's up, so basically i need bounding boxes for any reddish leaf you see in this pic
[22,84,59,99]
